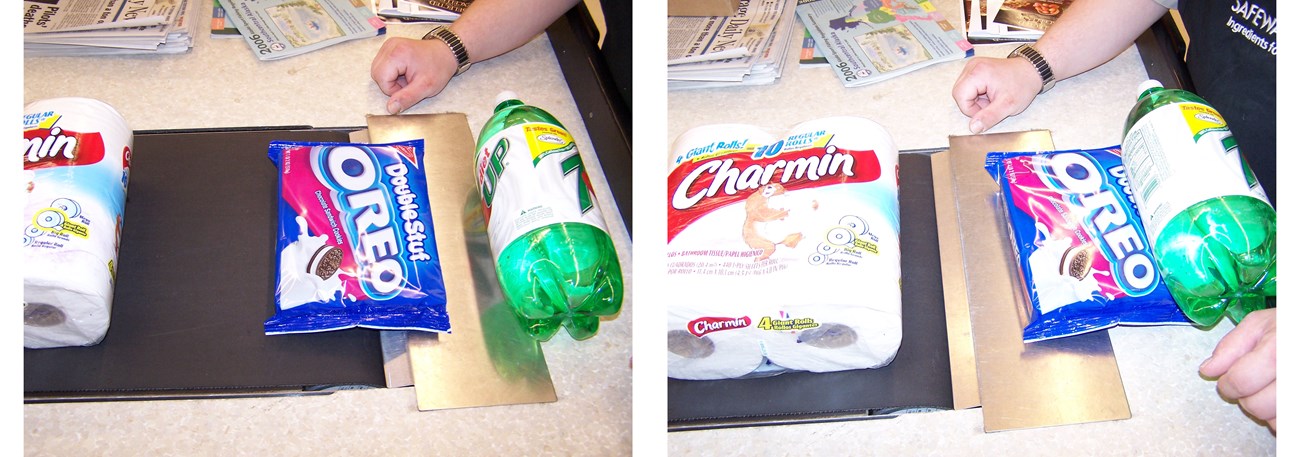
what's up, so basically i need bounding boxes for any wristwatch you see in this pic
[1009,44,1056,93]
[423,26,471,76]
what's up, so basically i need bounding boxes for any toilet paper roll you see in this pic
[667,312,766,380]
[23,97,132,349]
[759,305,903,373]
[24,250,116,348]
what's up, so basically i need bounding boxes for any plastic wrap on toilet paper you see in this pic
[264,140,451,335]
[23,97,132,349]
[668,312,766,380]
[666,117,902,380]
[985,147,1189,342]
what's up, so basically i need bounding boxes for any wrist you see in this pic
[422,39,460,80]
[423,25,471,76]
[1009,44,1057,93]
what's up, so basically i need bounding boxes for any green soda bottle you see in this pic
[473,91,624,341]
[1120,80,1276,326]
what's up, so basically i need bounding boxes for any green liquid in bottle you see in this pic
[1121,80,1276,326]
[474,91,624,341]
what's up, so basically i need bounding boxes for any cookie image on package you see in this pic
[1059,244,1093,281]
[275,216,348,310]
[308,244,344,280]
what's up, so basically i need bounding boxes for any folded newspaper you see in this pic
[24,0,202,56]
[797,0,973,87]
[218,0,386,60]
[990,0,1071,32]
[964,0,1047,43]
[373,0,470,23]
[667,0,799,90]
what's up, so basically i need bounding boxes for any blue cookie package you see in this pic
[985,146,1189,342]
[264,139,450,335]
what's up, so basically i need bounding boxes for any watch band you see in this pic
[1009,44,1056,93]
[423,26,471,76]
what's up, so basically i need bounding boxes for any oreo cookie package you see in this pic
[985,146,1188,342]
[264,140,450,335]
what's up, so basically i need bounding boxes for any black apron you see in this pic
[599,0,632,113]
[1180,0,1277,202]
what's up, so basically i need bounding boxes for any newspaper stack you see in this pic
[218,0,386,61]
[667,0,799,90]
[797,0,973,88]
[373,0,470,23]
[24,0,202,57]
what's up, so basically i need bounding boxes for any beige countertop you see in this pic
[659,2,1278,455]
[23,19,632,457]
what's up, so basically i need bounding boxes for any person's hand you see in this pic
[371,37,459,115]
[1200,307,1277,431]
[951,56,1044,134]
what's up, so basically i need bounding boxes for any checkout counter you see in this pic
[22,7,633,456]
[20,0,1281,454]
[661,1,1277,455]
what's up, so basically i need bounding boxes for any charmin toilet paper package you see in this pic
[666,117,903,380]
[23,98,132,349]
[984,147,1189,342]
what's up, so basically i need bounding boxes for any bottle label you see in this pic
[1120,102,1264,238]
[475,120,608,259]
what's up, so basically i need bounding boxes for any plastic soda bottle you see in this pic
[1120,79,1276,326]
[473,91,624,341]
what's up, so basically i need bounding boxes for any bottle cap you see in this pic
[496,91,520,105]
[1137,79,1164,97]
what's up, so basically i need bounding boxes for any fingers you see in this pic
[950,57,1038,134]
[1200,308,1275,378]
[1236,381,1277,427]
[387,76,437,115]
[969,96,1019,135]
[1197,308,1277,430]
[1214,327,1276,401]
[951,59,989,118]
[371,38,410,97]
[370,38,457,114]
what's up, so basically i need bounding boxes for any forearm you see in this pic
[450,0,583,64]
[1033,0,1170,80]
